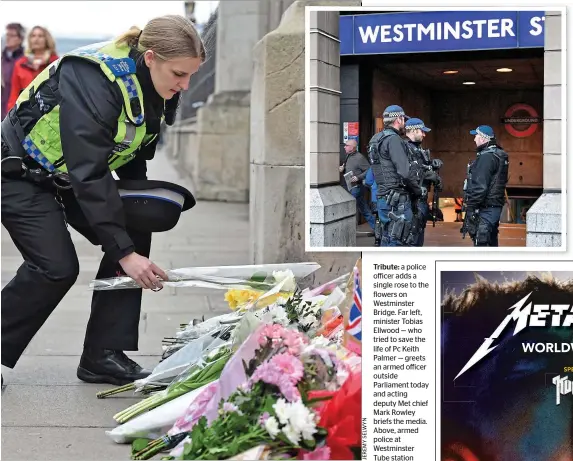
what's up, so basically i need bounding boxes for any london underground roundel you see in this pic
[502,103,541,138]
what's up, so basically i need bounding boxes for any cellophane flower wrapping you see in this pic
[112,346,232,425]
[132,330,230,393]
[165,323,358,460]
[106,384,209,443]
[89,263,320,291]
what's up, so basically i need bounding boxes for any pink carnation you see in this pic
[283,329,308,355]
[249,358,302,402]
[260,324,283,340]
[256,323,310,358]
[271,353,304,382]
[279,380,301,401]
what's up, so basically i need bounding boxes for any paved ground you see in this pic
[356,221,526,247]
[1,148,250,460]
[355,200,527,247]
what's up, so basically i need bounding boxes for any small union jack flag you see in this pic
[346,266,362,342]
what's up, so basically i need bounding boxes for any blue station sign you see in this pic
[340,11,546,55]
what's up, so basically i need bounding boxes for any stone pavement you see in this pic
[1,148,250,460]
[356,222,526,247]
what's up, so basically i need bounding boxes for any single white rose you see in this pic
[272,270,297,293]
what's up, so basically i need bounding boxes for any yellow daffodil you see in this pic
[224,289,294,311]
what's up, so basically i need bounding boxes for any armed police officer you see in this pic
[403,118,442,246]
[461,125,509,247]
[369,105,423,247]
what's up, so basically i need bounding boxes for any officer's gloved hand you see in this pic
[462,208,479,237]
[420,186,428,198]
[435,179,443,192]
[432,159,443,170]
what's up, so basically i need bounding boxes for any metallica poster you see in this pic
[440,271,573,461]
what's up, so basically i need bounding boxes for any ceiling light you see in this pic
[462,81,476,85]
[443,70,458,74]
[496,67,513,72]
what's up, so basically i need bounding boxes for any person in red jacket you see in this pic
[7,25,58,112]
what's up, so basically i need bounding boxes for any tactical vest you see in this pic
[368,128,404,197]
[404,142,425,189]
[469,145,509,208]
[8,41,160,174]
[406,141,435,188]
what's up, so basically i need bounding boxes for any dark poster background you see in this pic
[440,270,573,461]
[441,270,573,297]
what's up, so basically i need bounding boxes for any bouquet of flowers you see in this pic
[98,261,363,461]
[130,323,355,460]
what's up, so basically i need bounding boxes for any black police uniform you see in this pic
[462,140,509,246]
[405,141,443,246]
[369,127,423,246]
[405,140,429,246]
[1,48,177,383]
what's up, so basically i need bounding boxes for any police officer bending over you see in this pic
[461,125,509,247]
[369,105,423,247]
[1,15,205,385]
[403,118,442,246]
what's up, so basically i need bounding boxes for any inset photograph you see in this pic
[306,7,566,249]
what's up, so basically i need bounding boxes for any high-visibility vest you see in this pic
[12,40,161,173]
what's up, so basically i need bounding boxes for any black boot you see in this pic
[77,348,151,385]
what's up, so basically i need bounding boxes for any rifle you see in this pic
[460,160,471,239]
[426,159,443,227]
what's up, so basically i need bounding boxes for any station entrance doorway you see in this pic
[343,47,544,228]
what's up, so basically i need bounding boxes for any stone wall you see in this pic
[181,1,269,203]
[526,11,563,247]
[249,1,361,286]
[189,91,252,202]
[308,8,357,247]
[163,119,198,183]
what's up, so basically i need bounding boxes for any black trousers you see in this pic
[1,176,151,368]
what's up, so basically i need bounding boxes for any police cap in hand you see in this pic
[116,179,196,233]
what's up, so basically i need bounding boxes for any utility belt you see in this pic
[383,189,420,246]
[1,113,72,191]
[384,189,409,210]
